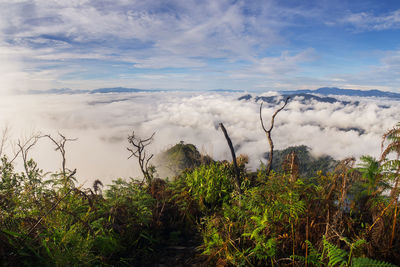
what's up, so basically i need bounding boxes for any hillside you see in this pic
[284,87,400,99]
[268,145,338,177]
[155,142,213,178]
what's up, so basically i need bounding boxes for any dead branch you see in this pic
[127,131,155,184]
[0,124,10,158]
[260,97,290,177]
[44,133,77,179]
[16,133,42,179]
[219,123,242,194]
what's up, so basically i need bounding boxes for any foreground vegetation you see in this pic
[1,122,400,266]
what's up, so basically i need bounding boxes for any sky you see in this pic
[1,0,400,93]
[1,0,400,184]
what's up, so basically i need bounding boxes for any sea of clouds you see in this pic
[0,91,399,186]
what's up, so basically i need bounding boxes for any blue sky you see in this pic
[1,0,400,93]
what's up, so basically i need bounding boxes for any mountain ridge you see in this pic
[283,87,400,98]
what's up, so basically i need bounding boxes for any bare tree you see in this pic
[16,133,42,179]
[219,123,242,194]
[0,124,10,158]
[127,131,155,184]
[44,133,77,182]
[260,97,290,177]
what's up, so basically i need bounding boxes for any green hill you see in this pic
[155,142,213,178]
[269,145,338,177]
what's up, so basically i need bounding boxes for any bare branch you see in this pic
[260,97,290,178]
[219,123,242,194]
[127,131,155,184]
[16,133,42,179]
[0,124,10,158]
[44,133,77,182]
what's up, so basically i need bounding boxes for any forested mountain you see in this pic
[285,87,400,98]
[155,142,213,178]
[268,145,337,177]
[239,93,357,105]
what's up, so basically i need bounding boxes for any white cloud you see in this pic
[0,91,398,185]
[252,48,317,76]
[2,1,400,93]
[133,56,206,69]
[341,9,400,31]
[326,49,400,90]
[0,46,64,94]
[0,0,282,63]
[0,0,298,92]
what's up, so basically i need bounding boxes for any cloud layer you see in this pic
[1,91,398,185]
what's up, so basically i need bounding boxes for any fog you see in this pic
[0,91,399,186]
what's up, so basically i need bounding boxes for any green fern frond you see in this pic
[351,257,397,267]
[303,240,324,266]
[323,237,348,266]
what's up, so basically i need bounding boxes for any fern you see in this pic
[292,240,323,266]
[351,257,397,267]
[323,236,348,266]
[322,236,397,267]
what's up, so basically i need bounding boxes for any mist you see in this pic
[0,91,399,186]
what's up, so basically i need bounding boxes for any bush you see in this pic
[183,162,235,212]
